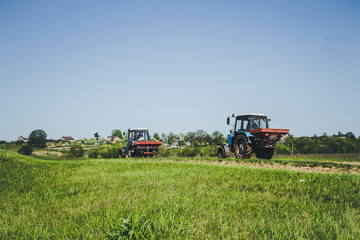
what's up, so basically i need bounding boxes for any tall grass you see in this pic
[1,152,359,239]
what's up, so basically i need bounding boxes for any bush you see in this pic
[18,145,33,155]
[274,143,291,155]
[88,149,99,158]
[99,146,112,158]
[199,146,217,157]
[69,144,84,158]
[99,145,121,158]
[166,148,180,157]
[159,146,217,158]
[180,147,200,157]
[158,145,169,157]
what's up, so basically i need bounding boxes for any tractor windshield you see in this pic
[135,131,150,141]
[129,130,150,141]
[249,118,268,130]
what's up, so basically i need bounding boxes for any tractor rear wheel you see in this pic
[233,135,252,159]
[255,148,274,159]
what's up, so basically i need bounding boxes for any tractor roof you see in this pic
[130,128,148,131]
[236,113,267,118]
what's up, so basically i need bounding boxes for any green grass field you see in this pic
[1,151,359,239]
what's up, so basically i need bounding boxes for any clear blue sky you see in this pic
[1,0,359,141]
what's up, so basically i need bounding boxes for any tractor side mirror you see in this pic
[123,132,125,136]
[227,117,230,125]
[268,119,271,122]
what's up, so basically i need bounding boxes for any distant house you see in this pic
[108,136,120,142]
[18,136,28,142]
[60,136,74,141]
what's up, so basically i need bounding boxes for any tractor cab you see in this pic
[227,113,269,147]
[234,114,269,132]
[128,129,150,142]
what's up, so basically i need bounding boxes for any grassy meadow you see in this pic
[1,151,359,239]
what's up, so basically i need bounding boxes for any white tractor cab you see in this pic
[128,128,150,142]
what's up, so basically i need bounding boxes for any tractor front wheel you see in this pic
[234,135,252,159]
[217,146,225,158]
[217,145,230,158]
[120,147,127,158]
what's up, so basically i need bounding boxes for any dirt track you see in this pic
[197,160,360,175]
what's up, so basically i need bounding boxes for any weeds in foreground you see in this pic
[0,152,359,239]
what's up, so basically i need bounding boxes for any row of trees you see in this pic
[159,131,360,155]
[275,132,360,155]
[93,129,226,147]
[15,129,225,147]
[157,130,226,146]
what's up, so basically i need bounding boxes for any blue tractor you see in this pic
[217,113,289,159]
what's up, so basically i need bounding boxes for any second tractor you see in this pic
[120,128,162,158]
[218,113,289,159]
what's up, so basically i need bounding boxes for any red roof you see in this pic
[62,136,74,140]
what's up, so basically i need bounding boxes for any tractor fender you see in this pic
[238,132,251,139]
[236,133,252,142]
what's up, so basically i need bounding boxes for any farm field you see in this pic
[1,151,359,239]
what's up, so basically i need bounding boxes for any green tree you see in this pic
[94,132,100,140]
[185,132,196,146]
[153,132,160,140]
[28,129,47,148]
[195,130,208,145]
[111,129,123,139]
[212,131,225,145]
[70,144,84,158]
[167,132,175,145]
[178,133,186,146]
[346,132,355,140]
[204,134,212,145]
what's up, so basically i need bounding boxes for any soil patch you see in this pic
[32,151,63,157]
[197,160,360,175]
